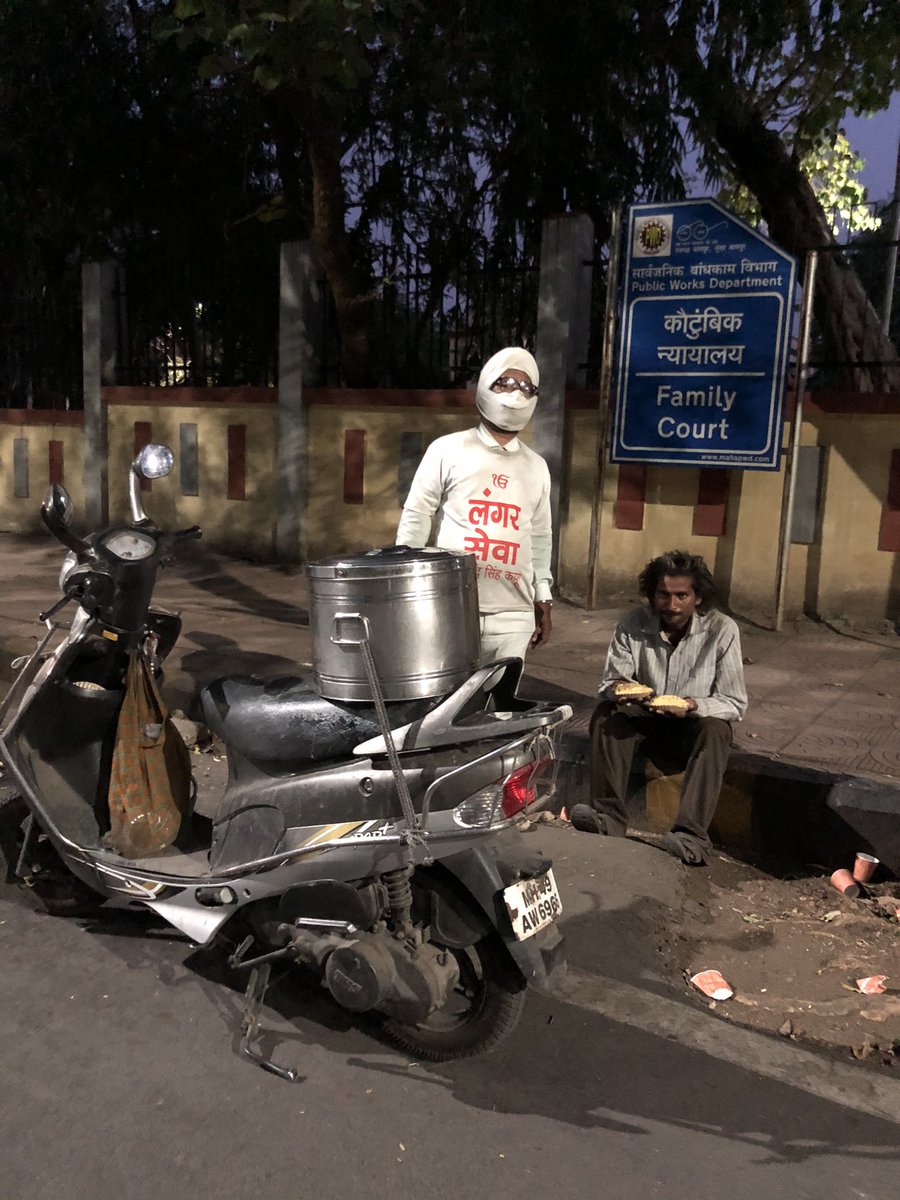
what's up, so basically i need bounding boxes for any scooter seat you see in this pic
[199,673,443,764]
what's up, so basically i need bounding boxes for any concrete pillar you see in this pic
[532,213,595,574]
[276,241,316,563]
[82,260,118,527]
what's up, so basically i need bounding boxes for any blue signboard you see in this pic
[611,199,797,470]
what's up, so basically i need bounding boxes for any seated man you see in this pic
[571,550,747,865]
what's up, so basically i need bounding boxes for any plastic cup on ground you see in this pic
[690,970,733,1000]
[856,975,887,995]
[852,853,879,884]
[830,868,861,898]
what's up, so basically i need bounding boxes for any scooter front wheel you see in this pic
[0,781,28,883]
[382,879,526,1062]
[0,786,103,915]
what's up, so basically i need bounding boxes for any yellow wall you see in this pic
[810,414,898,619]
[2,394,897,622]
[0,419,86,531]
[307,405,471,558]
[106,402,278,558]
[559,408,898,622]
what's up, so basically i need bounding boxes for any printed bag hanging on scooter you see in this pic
[106,650,192,858]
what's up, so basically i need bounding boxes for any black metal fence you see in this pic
[112,236,538,390]
[115,237,280,389]
[2,197,896,403]
[0,270,83,409]
[312,240,539,388]
[805,199,900,391]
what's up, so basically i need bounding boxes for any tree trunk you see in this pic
[711,110,899,392]
[279,87,372,385]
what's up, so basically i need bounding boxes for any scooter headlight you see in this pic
[135,443,174,480]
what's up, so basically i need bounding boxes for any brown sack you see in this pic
[107,650,192,858]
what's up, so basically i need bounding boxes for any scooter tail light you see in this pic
[453,785,504,828]
[501,757,552,818]
[454,757,554,828]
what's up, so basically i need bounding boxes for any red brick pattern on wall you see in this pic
[692,468,730,537]
[227,425,247,501]
[48,440,64,486]
[877,448,900,552]
[344,429,366,505]
[614,464,647,531]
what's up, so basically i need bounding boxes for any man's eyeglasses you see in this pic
[490,375,539,399]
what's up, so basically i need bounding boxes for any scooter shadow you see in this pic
[182,940,390,1072]
[170,548,310,628]
[78,905,379,1070]
[167,630,308,714]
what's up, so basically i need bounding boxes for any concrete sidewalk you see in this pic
[1,532,898,873]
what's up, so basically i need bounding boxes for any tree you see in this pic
[0,1,275,286]
[652,0,900,390]
[0,0,282,401]
[9,2,895,394]
[156,1,417,382]
[719,132,883,237]
[156,1,689,383]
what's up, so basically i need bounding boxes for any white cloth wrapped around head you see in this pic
[475,347,540,432]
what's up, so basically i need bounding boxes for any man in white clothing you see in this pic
[396,347,553,663]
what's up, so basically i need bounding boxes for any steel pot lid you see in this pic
[306,545,474,579]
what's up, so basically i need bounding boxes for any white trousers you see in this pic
[479,610,535,664]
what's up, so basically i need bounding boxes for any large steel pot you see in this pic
[306,547,480,702]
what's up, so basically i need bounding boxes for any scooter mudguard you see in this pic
[438,828,566,992]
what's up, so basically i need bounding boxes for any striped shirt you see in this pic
[600,606,748,722]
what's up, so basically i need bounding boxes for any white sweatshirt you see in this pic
[396,423,553,613]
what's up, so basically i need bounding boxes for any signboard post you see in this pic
[612,199,797,470]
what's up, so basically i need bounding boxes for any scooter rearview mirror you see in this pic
[41,483,89,558]
[42,483,74,528]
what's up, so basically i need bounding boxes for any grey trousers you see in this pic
[589,700,733,844]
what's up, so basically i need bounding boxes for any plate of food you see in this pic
[613,680,654,702]
[646,693,691,715]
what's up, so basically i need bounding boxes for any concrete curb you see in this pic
[557,728,900,878]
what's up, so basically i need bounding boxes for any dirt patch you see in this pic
[672,847,900,1069]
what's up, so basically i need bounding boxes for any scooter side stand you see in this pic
[239,962,301,1084]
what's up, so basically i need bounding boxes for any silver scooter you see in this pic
[0,444,570,1076]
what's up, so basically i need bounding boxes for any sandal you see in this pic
[569,804,608,835]
[660,831,708,866]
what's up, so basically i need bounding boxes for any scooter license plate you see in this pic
[503,869,562,941]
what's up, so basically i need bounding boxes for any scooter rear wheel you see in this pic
[382,878,526,1062]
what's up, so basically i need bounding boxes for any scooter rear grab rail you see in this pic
[331,611,425,849]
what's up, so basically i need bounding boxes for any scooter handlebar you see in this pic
[157,525,202,567]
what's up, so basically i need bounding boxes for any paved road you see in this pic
[2,833,899,1200]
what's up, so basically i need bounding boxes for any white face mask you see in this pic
[475,348,540,432]
[475,384,537,431]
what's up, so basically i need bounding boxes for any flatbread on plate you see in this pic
[647,694,690,712]
[613,681,653,700]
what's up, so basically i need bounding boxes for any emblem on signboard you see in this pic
[633,214,673,258]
